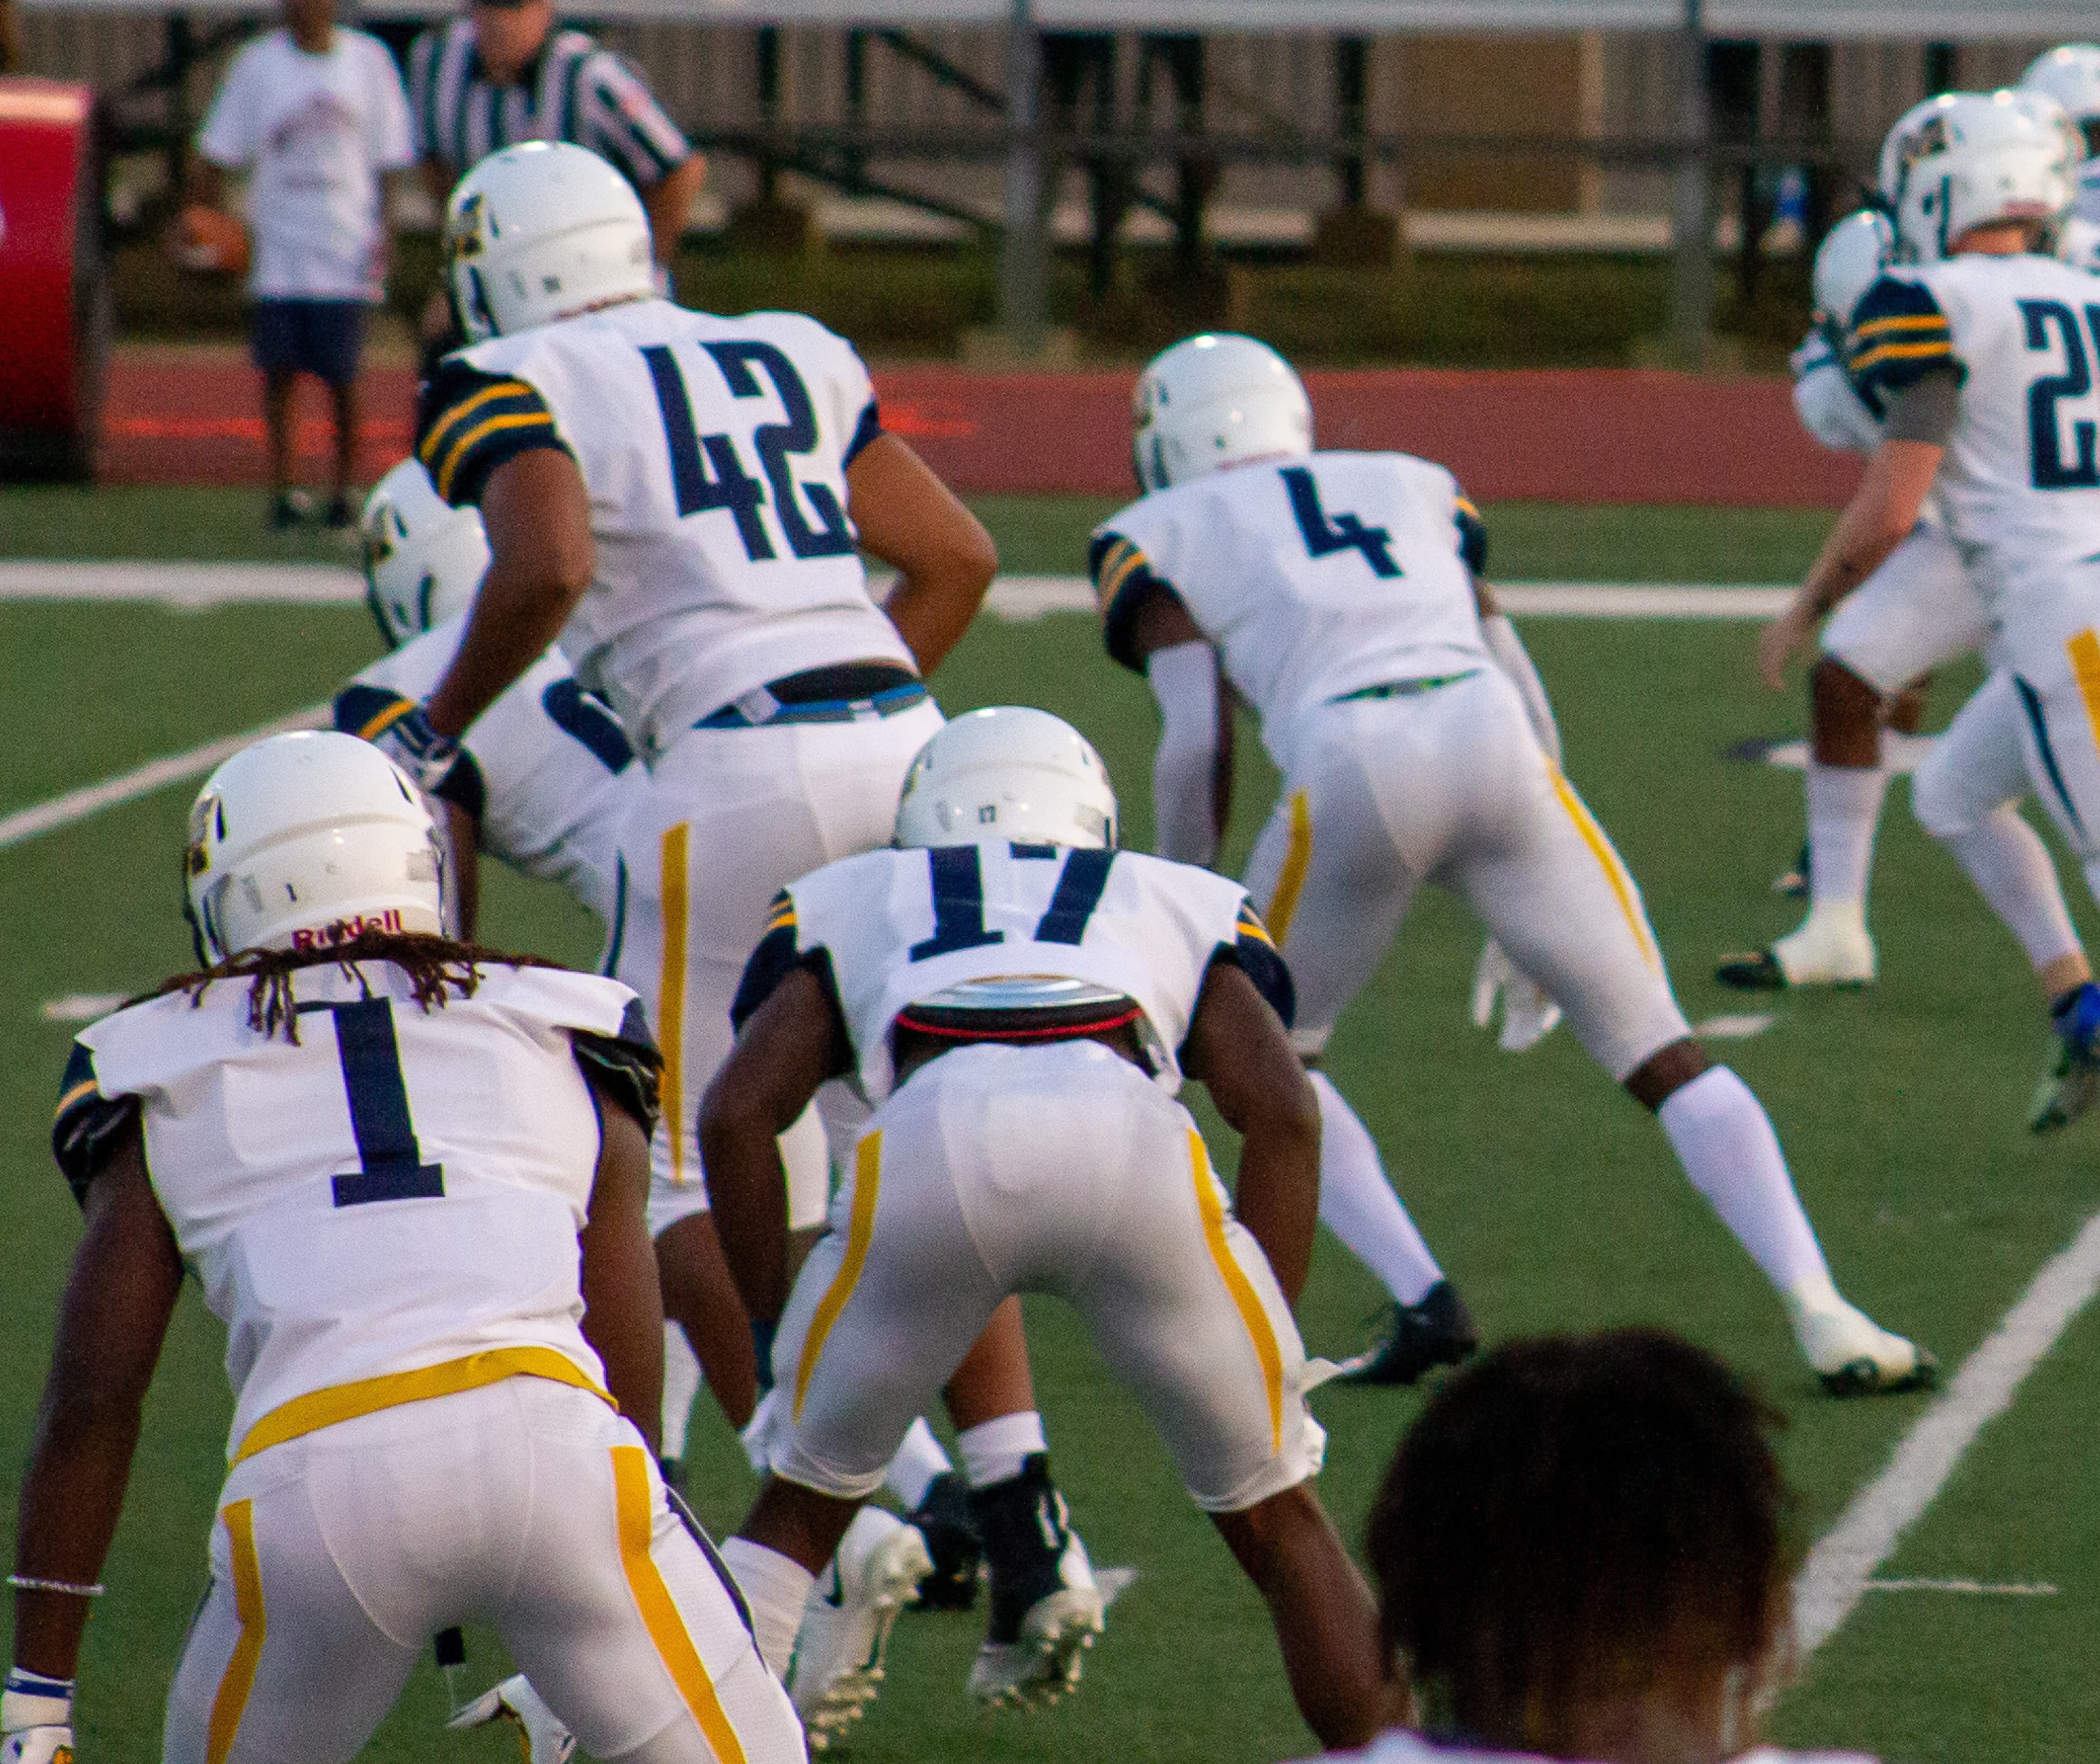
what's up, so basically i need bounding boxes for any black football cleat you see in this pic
[907,1470,984,1611]
[1337,1281,1480,1386]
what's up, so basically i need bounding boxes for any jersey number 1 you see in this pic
[325,999,445,1208]
[642,341,857,561]
[1281,466,1400,577]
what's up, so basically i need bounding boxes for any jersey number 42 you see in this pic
[642,341,858,562]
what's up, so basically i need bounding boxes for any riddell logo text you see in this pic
[291,911,405,951]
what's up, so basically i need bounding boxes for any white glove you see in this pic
[739,1386,784,1476]
[447,1675,575,1764]
[1,1727,75,1764]
[1470,939,1562,1052]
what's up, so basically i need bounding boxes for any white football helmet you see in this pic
[1810,208,1895,333]
[185,731,449,964]
[444,142,655,344]
[894,708,1118,850]
[1132,333,1312,493]
[1883,90,2073,264]
[362,458,491,648]
[2023,44,2100,149]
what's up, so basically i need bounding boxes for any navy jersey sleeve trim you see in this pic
[52,1041,140,1208]
[843,398,883,468]
[1212,901,1296,1027]
[573,1012,664,1136]
[1089,531,1181,673]
[1454,493,1488,577]
[728,894,851,1077]
[1847,276,1956,401]
[415,360,567,506]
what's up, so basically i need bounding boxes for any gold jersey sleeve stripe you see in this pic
[417,380,538,469]
[433,410,559,502]
[53,1077,100,1120]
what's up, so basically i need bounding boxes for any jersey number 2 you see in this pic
[643,342,857,561]
[2022,299,2100,490]
[1281,466,1400,577]
[325,999,445,1208]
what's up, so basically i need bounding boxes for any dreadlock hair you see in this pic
[136,930,566,1043]
[1364,1329,1790,1757]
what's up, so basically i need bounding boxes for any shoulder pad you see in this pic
[52,1040,140,1208]
[571,997,662,1135]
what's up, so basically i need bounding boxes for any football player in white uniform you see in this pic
[377,141,1083,1734]
[1092,333,1934,1396]
[7,731,802,1764]
[1719,205,1996,989]
[1759,91,2100,1130]
[704,710,1386,1752]
[1297,1329,1877,1764]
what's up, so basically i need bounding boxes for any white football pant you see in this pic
[757,1041,1326,1515]
[163,1377,802,1764]
[1820,520,1991,694]
[1242,668,1689,1081]
[612,704,944,1238]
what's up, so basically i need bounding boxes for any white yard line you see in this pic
[3,562,1795,621]
[1864,1578,2059,1597]
[1792,1208,2100,1660]
[0,706,329,853]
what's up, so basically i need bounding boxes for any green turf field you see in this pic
[3,489,2097,1763]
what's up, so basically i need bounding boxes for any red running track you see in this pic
[100,351,1861,507]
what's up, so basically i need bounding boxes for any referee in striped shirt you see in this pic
[409,0,704,338]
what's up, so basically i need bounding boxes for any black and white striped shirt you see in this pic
[407,19,689,187]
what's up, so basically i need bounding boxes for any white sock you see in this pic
[1656,1066,1832,1296]
[1940,807,2085,972]
[884,1417,952,1510]
[718,1537,816,1680]
[1309,1073,1444,1305]
[1806,762,1889,913]
[660,1322,703,1464]
[956,1411,1047,1489]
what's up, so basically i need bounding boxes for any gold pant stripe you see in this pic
[611,1445,749,1764]
[795,1130,884,1421]
[2065,630,2100,768]
[1265,790,1314,950]
[234,1347,614,1464]
[1187,1130,1284,1452]
[659,823,692,1185]
[1550,769,1660,969]
[206,1498,265,1764]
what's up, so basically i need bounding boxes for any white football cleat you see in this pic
[447,1675,577,1763]
[790,1506,932,1750]
[1788,1287,1937,1397]
[1,1727,74,1764]
[1717,903,1876,991]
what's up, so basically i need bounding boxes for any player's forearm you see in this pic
[643,155,706,269]
[12,1400,147,1678]
[696,1114,792,1325]
[1232,1122,1320,1309]
[1798,437,1943,622]
[849,435,997,677]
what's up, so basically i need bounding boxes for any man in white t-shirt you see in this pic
[189,0,413,530]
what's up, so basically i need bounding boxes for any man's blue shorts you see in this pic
[250,298,366,386]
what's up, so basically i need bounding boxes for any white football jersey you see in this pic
[416,299,913,757]
[1851,255,2100,620]
[1090,452,1490,769]
[749,841,1279,1104]
[56,959,647,1460]
[338,619,634,921]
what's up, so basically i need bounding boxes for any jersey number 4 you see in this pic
[642,341,857,561]
[1281,466,1400,577]
[2022,299,2100,490]
[318,999,445,1208]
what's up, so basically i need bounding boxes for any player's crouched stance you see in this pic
[1299,1330,1874,1764]
[4,732,802,1764]
[705,710,1386,1750]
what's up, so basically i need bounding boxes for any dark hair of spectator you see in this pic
[1363,1328,1790,1754]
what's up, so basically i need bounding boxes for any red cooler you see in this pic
[0,78,105,480]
